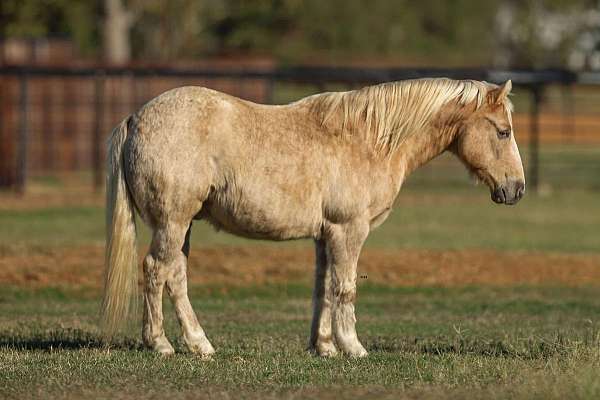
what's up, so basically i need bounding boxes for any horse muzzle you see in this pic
[491,180,525,205]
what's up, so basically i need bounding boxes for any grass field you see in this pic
[0,145,599,399]
[1,285,599,399]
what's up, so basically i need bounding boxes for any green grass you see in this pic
[0,284,599,399]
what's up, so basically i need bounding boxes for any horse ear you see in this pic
[489,80,512,105]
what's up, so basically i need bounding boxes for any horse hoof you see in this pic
[146,336,175,355]
[346,346,368,358]
[155,343,175,356]
[185,336,216,357]
[319,348,338,357]
[309,341,338,357]
[339,341,368,358]
[189,346,216,358]
[350,348,368,358]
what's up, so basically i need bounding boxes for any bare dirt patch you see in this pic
[1,245,598,288]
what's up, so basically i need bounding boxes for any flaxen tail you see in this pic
[100,116,138,337]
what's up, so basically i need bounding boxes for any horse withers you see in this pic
[101,78,524,357]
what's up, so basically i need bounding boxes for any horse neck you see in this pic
[390,99,474,182]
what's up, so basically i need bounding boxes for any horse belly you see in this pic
[202,186,323,241]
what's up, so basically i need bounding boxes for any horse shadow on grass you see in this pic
[1,330,570,359]
[0,328,143,351]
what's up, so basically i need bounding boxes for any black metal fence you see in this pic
[1,65,599,194]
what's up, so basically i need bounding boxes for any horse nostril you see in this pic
[516,182,525,199]
[501,187,507,202]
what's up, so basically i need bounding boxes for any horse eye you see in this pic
[497,129,511,139]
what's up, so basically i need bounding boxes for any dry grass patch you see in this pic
[1,245,599,288]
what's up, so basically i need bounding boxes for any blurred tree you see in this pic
[104,0,134,64]
[494,0,595,68]
[199,0,498,65]
[129,0,204,60]
[0,0,100,56]
[565,1,600,70]
[2,0,600,68]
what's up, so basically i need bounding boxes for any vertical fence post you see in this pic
[16,72,29,194]
[93,72,105,191]
[528,85,542,194]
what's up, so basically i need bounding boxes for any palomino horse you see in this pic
[101,78,525,357]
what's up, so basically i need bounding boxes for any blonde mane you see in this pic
[304,78,509,155]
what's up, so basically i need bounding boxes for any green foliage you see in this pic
[198,0,499,64]
[1,0,596,66]
[0,0,100,55]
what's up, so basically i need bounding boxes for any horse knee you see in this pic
[143,253,171,289]
[166,257,188,297]
[333,281,356,305]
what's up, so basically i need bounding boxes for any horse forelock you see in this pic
[305,78,503,156]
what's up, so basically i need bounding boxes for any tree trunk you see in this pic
[104,0,133,65]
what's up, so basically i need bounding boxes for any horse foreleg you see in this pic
[327,220,369,357]
[166,223,215,356]
[308,239,338,357]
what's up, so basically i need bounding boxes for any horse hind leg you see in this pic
[142,241,174,355]
[165,223,215,356]
[142,220,213,355]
